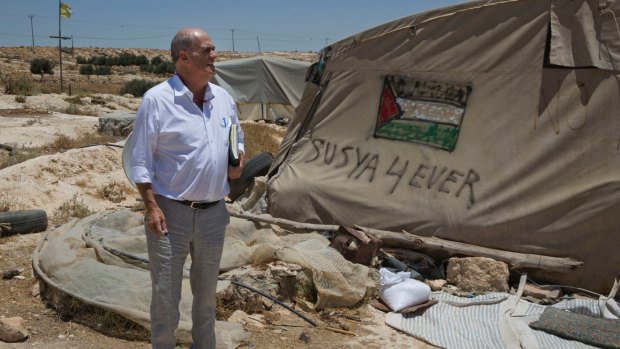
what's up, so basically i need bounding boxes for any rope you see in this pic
[601,9,620,38]
[76,143,124,149]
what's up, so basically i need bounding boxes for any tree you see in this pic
[29,58,55,80]
[150,56,163,65]
[153,61,174,76]
[79,64,94,79]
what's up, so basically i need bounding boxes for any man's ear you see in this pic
[179,50,189,63]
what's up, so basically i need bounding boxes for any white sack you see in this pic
[379,267,431,312]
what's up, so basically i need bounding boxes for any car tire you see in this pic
[229,152,274,202]
[0,210,48,237]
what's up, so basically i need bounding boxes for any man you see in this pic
[129,27,244,349]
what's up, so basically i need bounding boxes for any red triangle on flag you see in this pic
[378,83,401,127]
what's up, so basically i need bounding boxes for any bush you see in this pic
[15,95,27,103]
[153,61,175,76]
[136,55,149,66]
[79,64,94,77]
[120,79,159,97]
[94,56,108,66]
[30,58,55,79]
[150,56,163,65]
[95,65,111,75]
[139,64,153,73]
[51,194,93,225]
[1,73,35,95]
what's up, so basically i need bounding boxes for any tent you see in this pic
[212,56,311,121]
[267,0,620,293]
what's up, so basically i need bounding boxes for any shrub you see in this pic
[95,65,112,75]
[15,95,27,103]
[64,95,83,105]
[30,58,55,79]
[79,64,94,77]
[120,79,159,97]
[51,194,93,225]
[150,56,163,65]
[1,73,35,95]
[139,64,153,73]
[0,146,44,170]
[23,118,41,126]
[153,61,175,76]
[136,55,149,66]
[62,103,97,116]
[94,56,108,66]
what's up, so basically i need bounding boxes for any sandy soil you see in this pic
[0,47,434,349]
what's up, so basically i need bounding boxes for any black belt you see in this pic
[178,199,220,209]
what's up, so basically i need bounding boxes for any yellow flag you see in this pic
[60,2,72,18]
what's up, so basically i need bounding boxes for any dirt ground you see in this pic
[0,47,435,348]
[0,117,435,349]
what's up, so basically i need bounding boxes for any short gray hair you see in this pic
[170,30,196,62]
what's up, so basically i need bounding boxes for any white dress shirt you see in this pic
[130,75,244,202]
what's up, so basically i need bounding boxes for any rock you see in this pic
[31,283,40,297]
[0,317,29,342]
[426,279,448,291]
[227,310,249,325]
[446,257,509,293]
[2,270,20,280]
[523,283,562,300]
[102,182,126,203]
[97,111,135,136]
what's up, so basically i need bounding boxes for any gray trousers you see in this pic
[146,195,229,349]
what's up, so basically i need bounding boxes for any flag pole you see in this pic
[58,0,64,93]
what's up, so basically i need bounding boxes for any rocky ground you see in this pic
[0,47,434,349]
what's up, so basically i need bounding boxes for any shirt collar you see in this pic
[170,74,215,102]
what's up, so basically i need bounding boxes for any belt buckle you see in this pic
[190,201,199,209]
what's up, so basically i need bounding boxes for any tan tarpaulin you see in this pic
[268,0,620,293]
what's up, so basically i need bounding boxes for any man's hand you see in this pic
[145,205,168,237]
[136,183,168,237]
[228,151,245,179]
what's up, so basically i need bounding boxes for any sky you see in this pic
[1,0,466,52]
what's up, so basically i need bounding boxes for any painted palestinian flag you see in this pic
[375,76,472,152]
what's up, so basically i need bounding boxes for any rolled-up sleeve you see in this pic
[130,96,159,184]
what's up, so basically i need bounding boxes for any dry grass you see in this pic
[97,180,136,203]
[0,131,117,170]
[45,132,116,152]
[240,121,286,160]
[64,95,85,105]
[75,178,89,188]
[0,146,46,170]
[22,117,42,126]
[37,80,124,95]
[42,283,150,341]
[51,193,94,226]
[63,102,99,116]
[0,192,24,212]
